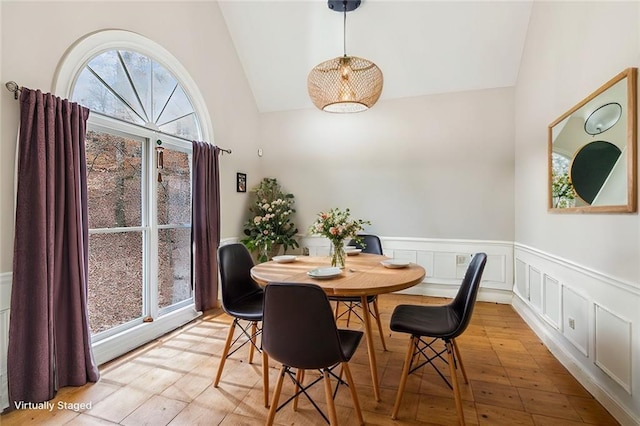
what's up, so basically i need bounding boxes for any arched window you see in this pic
[55,30,208,364]
[54,29,212,142]
[72,49,201,140]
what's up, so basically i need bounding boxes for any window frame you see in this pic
[54,30,210,364]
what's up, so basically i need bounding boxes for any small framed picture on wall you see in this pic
[237,172,247,193]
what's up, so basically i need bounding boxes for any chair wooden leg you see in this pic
[446,340,465,426]
[266,364,287,426]
[360,295,381,401]
[452,338,468,384]
[346,302,353,326]
[293,369,304,411]
[249,321,257,364]
[392,335,417,419]
[371,298,387,351]
[322,369,338,426]
[342,362,364,425]
[334,301,340,321]
[262,350,270,407]
[214,319,237,387]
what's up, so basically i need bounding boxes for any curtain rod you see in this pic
[4,81,232,155]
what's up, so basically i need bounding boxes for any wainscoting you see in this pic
[513,244,640,425]
[0,272,11,411]
[299,235,514,303]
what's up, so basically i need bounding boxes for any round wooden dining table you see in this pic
[251,253,426,402]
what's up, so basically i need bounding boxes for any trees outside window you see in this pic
[551,152,577,208]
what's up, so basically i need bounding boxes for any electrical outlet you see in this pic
[456,254,470,266]
[568,318,575,329]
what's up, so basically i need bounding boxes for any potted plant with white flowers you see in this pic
[241,178,299,262]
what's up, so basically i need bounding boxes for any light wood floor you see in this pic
[1,293,619,425]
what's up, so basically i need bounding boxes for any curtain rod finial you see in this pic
[5,81,20,99]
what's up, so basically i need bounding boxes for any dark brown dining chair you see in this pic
[390,253,487,426]
[329,234,387,350]
[214,243,267,405]
[262,282,365,425]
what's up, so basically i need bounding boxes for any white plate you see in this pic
[345,248,362,256]
[381,259,411,269]
[272,255,297,263]
[307,267,343,279]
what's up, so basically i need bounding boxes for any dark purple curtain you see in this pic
[8,88,99,405]
[192,141,221,311]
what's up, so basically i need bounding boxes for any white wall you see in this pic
[515,2,640,423]
[258,88,515,241]
[0,1,261,273]
[514,1,640,283]
[0,0,10,271]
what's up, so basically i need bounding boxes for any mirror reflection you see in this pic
[584,102,621,135]
[549,68,637,212]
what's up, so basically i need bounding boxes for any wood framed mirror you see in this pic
[548,68,637,213]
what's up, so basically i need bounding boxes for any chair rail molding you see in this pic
[513,243,640,426]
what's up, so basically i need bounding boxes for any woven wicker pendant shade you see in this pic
[308,55,383,113]
[307,0,383,113]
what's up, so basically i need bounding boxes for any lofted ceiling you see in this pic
[218,1,533,113]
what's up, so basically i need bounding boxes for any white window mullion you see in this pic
[145,138,159,320]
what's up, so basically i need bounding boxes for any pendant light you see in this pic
[307,0,383,113]
[584,102,622,135]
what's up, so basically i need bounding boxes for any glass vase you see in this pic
[269,243,282,259]
[330,240,346,268]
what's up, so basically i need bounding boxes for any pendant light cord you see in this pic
[343,1,347,57]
